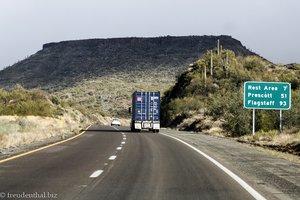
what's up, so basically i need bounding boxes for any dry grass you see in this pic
[240,129,300,146]
[0,108,90,150]
[255,146,300,164]
[273,131,300,145]
[237,129,300,157]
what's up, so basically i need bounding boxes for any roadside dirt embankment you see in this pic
[0,109,90,157]
[175,114,300,156]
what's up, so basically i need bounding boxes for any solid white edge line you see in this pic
[90,170,104,178]
[160,133,266,200]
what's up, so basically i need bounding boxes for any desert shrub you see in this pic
[0,86,63,117]
[223,108,251,136]
[161,97,204,126]
[228,64,253,86]
[50,95,60,105]
[207,89,251,136]
[278,71,299,90]
[206,91,228,119]
[283,90,300,128]
[186,76,216,96]
[255,110,279,131]
[243,56,265,72]
[17,118,37,132]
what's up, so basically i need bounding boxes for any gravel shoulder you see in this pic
[161,129,300,200]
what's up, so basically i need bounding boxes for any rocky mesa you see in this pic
[0,35,255,115]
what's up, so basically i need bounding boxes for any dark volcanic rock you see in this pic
[0,35,255,89]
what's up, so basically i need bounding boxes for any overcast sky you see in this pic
[0,0,299,69]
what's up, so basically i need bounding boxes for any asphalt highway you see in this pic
[0,126,257,200]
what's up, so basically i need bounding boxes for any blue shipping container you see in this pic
[132,92,160,121]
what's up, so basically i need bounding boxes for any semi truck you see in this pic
[130,91,160,133]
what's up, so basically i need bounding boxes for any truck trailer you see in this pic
[131,92,160,133]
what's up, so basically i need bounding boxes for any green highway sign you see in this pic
[244,81,291,110]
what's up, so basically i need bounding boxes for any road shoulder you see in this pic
[161,129,300,200]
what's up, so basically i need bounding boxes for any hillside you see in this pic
[161,50,300,132]
[0,35,255,116]
[160,47,300,154]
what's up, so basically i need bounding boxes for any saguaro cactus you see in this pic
[210,50,213,76]
[217,39,220,55]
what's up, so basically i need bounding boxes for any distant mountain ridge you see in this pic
[0,35,255,89]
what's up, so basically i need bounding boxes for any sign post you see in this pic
[279,109,282,132]
[252,109,255,136]
[244,81,291,134]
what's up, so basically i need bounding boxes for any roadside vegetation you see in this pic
[0,86,91,154]
[0,85,65,117]
[161,45,300,154]
[52,67,177,118]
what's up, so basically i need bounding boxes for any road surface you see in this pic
[0,126,257,200]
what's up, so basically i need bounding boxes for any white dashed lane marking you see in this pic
[90,170,104,178]
[88,127,125,179]
[109,155,117,160]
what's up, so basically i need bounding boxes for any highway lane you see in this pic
[79,127,255,200]
[0,125,125,199]
[0,126,257,200]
